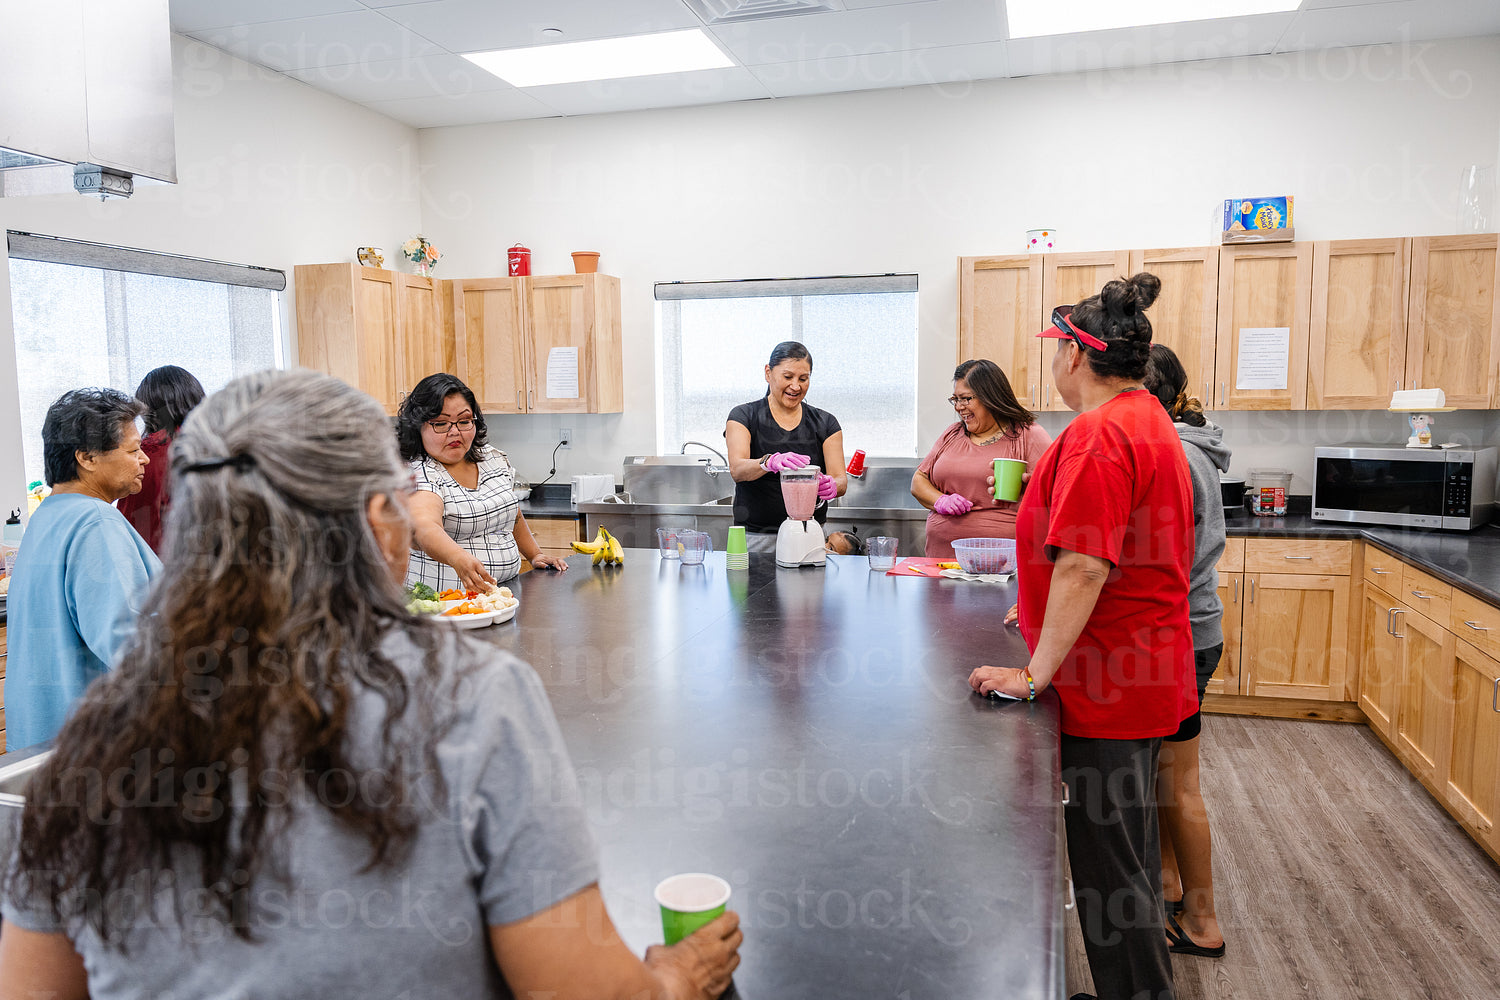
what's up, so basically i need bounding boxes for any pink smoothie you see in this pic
[781,479,819,520]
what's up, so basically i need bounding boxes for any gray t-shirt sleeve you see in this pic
[455,657,600,927]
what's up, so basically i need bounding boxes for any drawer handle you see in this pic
[1464,620,1490,632]
[1371,568,1392,575]
[1410,590,1431,601]
[1284,555,1313,561]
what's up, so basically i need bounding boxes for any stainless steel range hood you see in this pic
[0,0,176,199]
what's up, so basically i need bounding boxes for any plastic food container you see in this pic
[1247,468,1293,516]
[951,538,1016,575]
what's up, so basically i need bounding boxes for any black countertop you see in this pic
[518,483,583,518]
[1224,508,1500,606]
[481,551,1064,1000]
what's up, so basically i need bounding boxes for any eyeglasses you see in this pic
[947,394,977,408]
[427,418,475,434]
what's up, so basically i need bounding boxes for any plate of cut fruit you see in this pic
[406,584,519,628]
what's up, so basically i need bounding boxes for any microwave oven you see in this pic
[1312,446,1497,530]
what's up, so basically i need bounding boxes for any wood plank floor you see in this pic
[1064,716,1500,999]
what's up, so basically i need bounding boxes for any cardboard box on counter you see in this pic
[1222,196,1294,244]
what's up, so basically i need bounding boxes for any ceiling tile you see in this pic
[750,38,1008,97]
[1278,0,1500,49]
[363,88,562,127]
[521,66,774,117]
[841,0,944,7]
[169,0,361,33]
[708,0,1006,66]
[1005,13,1298,78]
[376,0,704,53]
[285,53,514,103]
[189,11,444,72]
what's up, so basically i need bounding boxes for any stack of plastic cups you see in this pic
[725,526,748,570]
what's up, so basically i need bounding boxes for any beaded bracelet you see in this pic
[1022,667,1036,702]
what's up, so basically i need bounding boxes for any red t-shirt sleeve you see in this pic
[1043,438,1133,567]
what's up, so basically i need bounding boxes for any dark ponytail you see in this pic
[1144,343,1207,427]
[1069,272,1161,382]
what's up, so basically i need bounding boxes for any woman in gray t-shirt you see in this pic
[0,370,739,1000]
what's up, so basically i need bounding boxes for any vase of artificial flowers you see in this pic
[402,235,440,276]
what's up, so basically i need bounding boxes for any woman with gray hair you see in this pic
[0,369,741,1000]
[6,386,159,750]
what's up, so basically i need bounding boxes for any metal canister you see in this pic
[507,244,531,277]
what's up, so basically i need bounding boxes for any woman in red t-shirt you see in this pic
[117,365,204,552]
[911,359,1051,557]
[969,273,1196,1000]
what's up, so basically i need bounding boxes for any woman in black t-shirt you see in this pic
[725,341,847,550]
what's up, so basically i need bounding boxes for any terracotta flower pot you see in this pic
[572,251,600,274]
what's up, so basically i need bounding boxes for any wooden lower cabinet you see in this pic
[522,517,583,573]
[1446,640,1500,851]
[1391,604,1455,785]
[1209,572,1242,695]
[1240,572,1350,701]
[1359,583,1402,739]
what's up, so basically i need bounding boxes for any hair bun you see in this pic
[1127,272,1161,311]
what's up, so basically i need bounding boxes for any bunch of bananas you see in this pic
[571,525,624,566]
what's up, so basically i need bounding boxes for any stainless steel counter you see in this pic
[482,550,1065,999]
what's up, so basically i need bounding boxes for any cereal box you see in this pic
[1222,196,1293,232]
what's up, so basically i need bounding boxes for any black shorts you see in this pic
[1164,643,1224,743]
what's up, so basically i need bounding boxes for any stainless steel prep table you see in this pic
[481,549,1065,1000]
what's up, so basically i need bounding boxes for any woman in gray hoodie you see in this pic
[1144,344,1230,959]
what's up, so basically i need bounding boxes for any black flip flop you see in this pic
[1166,912,1226,958]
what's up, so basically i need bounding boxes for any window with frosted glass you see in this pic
[8,256,282,488]
[656,276,918,458]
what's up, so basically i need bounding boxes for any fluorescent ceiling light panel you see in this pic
[463,29,734,87]
[1006,0,1303,38]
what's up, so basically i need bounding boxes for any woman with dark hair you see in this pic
[911,359,1051,557]
[6,387,159,750]
[1144,343,1230,960]
[118,364,205,552]
[397,373,565,591]
[970,273,1195,1000]
[725,341,847,553]
[0,369,741,999]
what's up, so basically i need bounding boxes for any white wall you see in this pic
[0,35,425,519]
[416,34,1500,489]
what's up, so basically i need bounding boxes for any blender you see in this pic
[775,466,826,569]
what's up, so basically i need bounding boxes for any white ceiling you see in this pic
[170,0,1500,128]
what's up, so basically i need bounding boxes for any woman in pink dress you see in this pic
[912,359,1051,558]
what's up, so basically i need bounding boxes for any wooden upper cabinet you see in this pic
[295,264,404,415]
[396,274,452,393]
[1215,243,1313,410]
[1038,251,1132,411]
[1128,247,1219,409]
[1407,234,1500,408]
[452,277,528,414]
[526,274,623,414]
[957,255,1043,410]
[1307,239,1409,409]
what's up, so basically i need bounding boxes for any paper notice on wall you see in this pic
[1235,327,1290,390]
[545,347,579,399]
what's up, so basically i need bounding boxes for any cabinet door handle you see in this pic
[1064,876,1076,912]
[1410,590,1431,601]
[1283,555,1312,561]
[1371,567,1392,575]
[1386,608,1395,634]
[516,389,522,409]
[528,390,534,409]
[1061,781,1070,805]
[1249,579,1256,603]
[1493,676,1499,714]
[1044,384,1051,407]
[1463,620,1490,632]
[1391,609,1406,638]
[1231,578,1239,604]
[1220,382,1226,406]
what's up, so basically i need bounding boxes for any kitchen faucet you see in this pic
[681,440,729,477]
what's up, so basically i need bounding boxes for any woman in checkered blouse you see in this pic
[398,374,567,591]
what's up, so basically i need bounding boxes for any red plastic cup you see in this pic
[846,449,866,478]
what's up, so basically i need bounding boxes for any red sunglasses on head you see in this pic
[1039,305,1108,352]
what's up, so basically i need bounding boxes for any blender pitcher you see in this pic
[779,466,823,521]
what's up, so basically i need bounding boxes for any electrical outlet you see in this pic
[559,428,572,450]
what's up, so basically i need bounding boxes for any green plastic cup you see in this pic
[726,525,747,555]
[993,458,1026,503]
[655,873,730,945]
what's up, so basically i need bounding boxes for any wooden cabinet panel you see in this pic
[1447,639,1500,843]
[296,264,405,415]
[1127,247,1219,409]
[397,274,451,392]
[1360,582,1403,738]
[1216,537,1244,574]
[1452,589,1500,662]
[1363,545,1403,589]
[1393,605,1455,784]
[1401,563,1453,627]
[1407,235,1500,408]
[1214,243,1313,410]
[1241,572,1349,700]
[1244,537,1351,576]
[526,275,623,414]
[453,278,528,414]
[1307,239,1409,409]
[1210,573,1243,696]
[1037,251,1132,411]
[958,256,1043,410]
[521,517,584,573]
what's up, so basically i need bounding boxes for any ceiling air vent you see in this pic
[682,0,844,24]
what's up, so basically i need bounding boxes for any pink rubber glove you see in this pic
[816,473,838,501]
[933,493,974,516]
[762,452,811,473]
